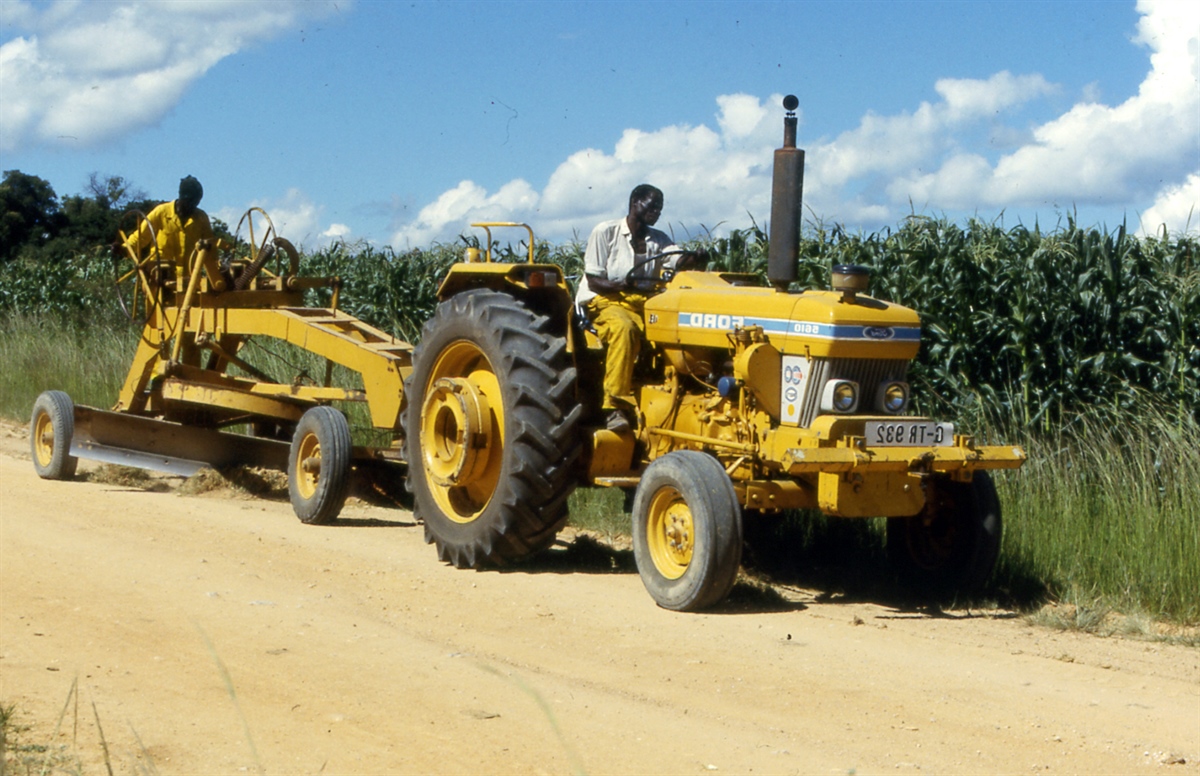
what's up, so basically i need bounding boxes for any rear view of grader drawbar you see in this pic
[30,208,412,523]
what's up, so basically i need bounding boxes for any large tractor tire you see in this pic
[30,390,78,480]
[288,405,352,525]
[887,471,1002,595]
[631,451,743,611]
[405,290,582,568]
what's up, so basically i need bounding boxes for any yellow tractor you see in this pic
[31,96,1025,611]
[401,97,1024,610]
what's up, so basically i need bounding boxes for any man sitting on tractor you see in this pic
[576,184,705,432]
[117,175,226,282]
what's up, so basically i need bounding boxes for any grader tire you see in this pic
[886,471,1002,595]
[404,290,582,568]
[631,451,743,611]
[30,390,78,480]
[288,406,352,525]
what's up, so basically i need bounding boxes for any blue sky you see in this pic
[1,0,1196,251]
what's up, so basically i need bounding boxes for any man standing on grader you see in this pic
[115,175,226,281]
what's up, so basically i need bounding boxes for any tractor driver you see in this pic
[117,175,225,282]
[576,184,706,432]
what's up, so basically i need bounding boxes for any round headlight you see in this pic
[834,382,857,411]
[881,382,909,414]
[820,379,860,413]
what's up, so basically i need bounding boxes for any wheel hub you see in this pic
[295,431,322,499]
[420,376,494,489]
[34,413,54,468]
[647,488,694,580]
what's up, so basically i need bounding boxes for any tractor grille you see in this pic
[799,358,909,427]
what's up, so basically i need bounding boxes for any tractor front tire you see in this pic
[288,406,352,525]
[405,290,582,568]
[887,471,1002,595]
[632,451,743,611]
[30,390,78,480]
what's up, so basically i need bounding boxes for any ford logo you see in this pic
[864,326,894,340]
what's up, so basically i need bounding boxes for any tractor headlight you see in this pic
[820,379,859,413]
[877,381,909,414]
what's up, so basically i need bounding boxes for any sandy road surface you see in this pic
[2,419,1197,774]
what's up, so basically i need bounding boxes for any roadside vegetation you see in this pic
[1,169,1196,625]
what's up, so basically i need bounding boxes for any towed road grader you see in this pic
[31,97,1025,611]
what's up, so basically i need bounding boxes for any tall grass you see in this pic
[0,312,136,419]
[994,406,1200,622]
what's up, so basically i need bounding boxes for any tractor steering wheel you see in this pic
[622,249,688,293]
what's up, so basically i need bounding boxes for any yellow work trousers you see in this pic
[585,293,647,410]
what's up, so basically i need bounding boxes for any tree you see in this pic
[0,170,63,263]
[86,173,146,212]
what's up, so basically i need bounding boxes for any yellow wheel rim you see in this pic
[419,340,504,524]
[33,411,55,469]
[295,430,321,500]
[646,486,693,580]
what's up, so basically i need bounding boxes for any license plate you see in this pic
[864,421,954,447]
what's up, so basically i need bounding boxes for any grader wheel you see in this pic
[114,210,165,332]
[631,451,743,611]
[288,406,352,524]
[30,390,78,480]
[404,289,582,568]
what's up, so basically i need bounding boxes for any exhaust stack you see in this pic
[768,95,804,291]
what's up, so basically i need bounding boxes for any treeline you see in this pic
[2,168,1196,429]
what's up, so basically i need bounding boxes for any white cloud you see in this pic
[0,0,340,152]
[216,187,326,248]
[392,94,784,248]
[388,1,1197,246]
[715,93,771,141]
[935,71,1057,123]
[392,179,541,250]
[1140,173,1200,236]
[901,0,1198,210]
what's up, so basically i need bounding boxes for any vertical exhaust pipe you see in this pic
[768,95,804,291]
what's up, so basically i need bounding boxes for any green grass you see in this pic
[993,407,1200,623]
[0,313,136,420]
[566,487,629,539]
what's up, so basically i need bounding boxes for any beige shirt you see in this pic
[575,217,677,305]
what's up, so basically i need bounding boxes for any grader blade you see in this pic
[71,405,289,476]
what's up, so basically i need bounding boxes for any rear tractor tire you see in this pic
[404,289,582,569]
[886,471,1002,595]
[30,390,78,480]
[288,406,352,525]
[631,451,743,611]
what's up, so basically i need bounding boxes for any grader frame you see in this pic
[53,209,412,517]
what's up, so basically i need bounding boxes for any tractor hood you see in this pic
[643,272,921,360]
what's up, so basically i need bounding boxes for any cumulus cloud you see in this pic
[890,0,1198,220]
[215,187,324,247]
[391,93,782,248]
[390,0,1197,245]
[1140,173,1200,236]
[0,0,339,152]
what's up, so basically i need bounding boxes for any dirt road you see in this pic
[2,419,1197,774]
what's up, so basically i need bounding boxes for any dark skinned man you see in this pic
[576,184,705,432]
[118,175,224,281]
